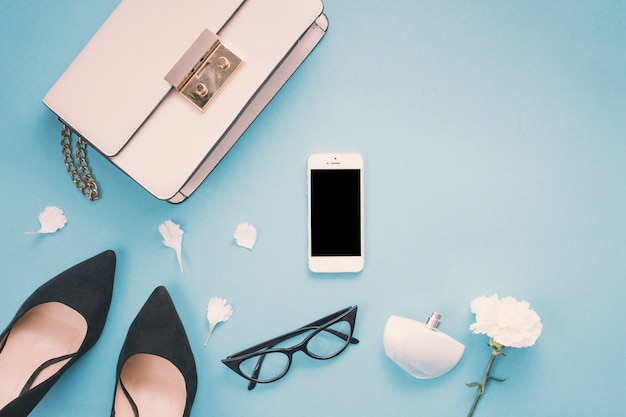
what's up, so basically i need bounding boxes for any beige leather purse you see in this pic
[43,0,327,203]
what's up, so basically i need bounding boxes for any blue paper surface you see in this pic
[1,1,625,416]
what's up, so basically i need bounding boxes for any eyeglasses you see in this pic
[222,305,359,390]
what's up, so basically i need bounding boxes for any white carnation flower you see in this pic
[469,294,543,348]
[466,294,543,416]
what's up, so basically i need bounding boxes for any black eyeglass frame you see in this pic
[222,305,359,390]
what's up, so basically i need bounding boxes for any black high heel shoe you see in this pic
[111,286,197,417]
[0,250,116,417]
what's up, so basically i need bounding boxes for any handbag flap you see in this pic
[109,0,324,200]
[43,0,245,157]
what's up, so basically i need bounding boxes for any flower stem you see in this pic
[467,344,504,417]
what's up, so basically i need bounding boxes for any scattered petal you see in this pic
[26,206,67,234]
[204,297,233,345]
[233,222,257,250]
[159,220,184,272]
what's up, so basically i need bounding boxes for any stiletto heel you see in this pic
[111,286,197,417]
[0,250,116,417]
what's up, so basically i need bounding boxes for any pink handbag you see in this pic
[44,0,327,202]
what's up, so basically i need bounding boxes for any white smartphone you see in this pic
[307,153,364,273]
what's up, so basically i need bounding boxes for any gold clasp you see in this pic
[165,29,244,111]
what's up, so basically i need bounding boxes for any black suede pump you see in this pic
[111,286,197,417]
[0,250,116,417]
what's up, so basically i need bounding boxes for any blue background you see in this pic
[1,1,625,416]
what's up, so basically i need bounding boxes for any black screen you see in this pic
[310,169,361,256]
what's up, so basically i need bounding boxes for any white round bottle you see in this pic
[383,312,464,379]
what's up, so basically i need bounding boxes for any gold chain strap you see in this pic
[61,124,100,201]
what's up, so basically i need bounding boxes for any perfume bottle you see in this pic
[383,312,464,379]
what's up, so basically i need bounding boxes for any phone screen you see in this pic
[310,169,361,256]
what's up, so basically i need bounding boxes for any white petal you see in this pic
[26,206,67,234]
[204,297,233,345]
[233,222,257,250]
[159,220,184,272]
